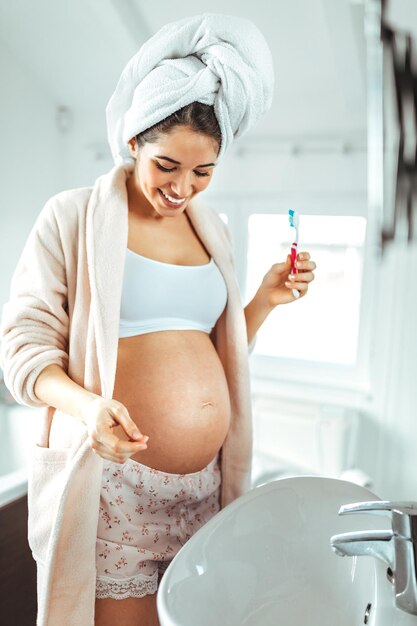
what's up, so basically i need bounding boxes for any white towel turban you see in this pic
[106,12,274,165]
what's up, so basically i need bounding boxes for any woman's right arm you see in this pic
[0,197,70,407]
[34,363,149,462]
[0,197,148,462]
[33,363,99,424]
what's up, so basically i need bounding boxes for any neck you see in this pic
[126,171,163,221]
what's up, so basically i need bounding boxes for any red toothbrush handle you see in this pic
[290,242,298,273]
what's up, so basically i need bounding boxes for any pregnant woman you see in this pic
[0,13,315,626]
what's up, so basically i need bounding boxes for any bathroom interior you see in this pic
[1,0,416,624]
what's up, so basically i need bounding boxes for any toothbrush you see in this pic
[288,209,300,299]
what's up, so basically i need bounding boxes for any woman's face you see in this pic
[127,125,219,219]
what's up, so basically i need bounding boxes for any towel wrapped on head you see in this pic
[106,12,274,165]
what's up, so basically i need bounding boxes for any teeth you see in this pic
[161,190,185,204]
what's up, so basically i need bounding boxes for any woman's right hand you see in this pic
[80,396,148,464]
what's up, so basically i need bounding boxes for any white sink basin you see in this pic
[157,477,417,626]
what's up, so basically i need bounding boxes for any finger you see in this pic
[297,252,311,261]
[91,447,131,465]
[289,271,315,283]
[90,429,148,456]
[295,260,316,272]
[104,435,148,456]
[272,258,291,273]
[285,281,308,294]
[114,438,148,455]
[110,404,149,442]
[90,418,147,451]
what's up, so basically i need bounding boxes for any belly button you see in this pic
[201,402,218,417]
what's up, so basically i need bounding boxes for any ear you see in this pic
[127,137,138,159]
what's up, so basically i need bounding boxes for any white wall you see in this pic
[0,39,63,308]
[208,144,367,200]
[61,110,113,190]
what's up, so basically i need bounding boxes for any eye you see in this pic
[155,162,175,173]
[194,171,210,178]
[155,162,210,177]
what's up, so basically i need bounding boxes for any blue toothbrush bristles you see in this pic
[288,209,299,229]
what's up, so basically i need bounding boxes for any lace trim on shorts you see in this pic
[95,571,158,600]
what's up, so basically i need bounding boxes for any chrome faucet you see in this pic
[330,501,417,616]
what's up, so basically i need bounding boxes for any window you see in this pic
[246,215,367,365]
[208,193,370,394]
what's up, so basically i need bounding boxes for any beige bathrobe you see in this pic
[0,162,254,626]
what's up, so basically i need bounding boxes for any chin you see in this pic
[160,207,187,217]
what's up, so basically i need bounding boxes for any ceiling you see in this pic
[0,0,407,147]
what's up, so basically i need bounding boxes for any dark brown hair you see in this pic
[135,102,221,155]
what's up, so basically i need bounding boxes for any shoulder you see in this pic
[200,201,223,224]
[189,197,228,232]
[202,202,232,246]
[188,198,234,267]
[25,186,94,260]
[34,186,94,245]
[43,186,93,223]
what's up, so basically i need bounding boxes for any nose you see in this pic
[170,171,193,198]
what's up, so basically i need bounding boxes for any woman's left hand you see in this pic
[258,251,316,309]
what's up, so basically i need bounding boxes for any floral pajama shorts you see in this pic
[95,453,221,600]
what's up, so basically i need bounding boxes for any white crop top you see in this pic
[118,248,228,338]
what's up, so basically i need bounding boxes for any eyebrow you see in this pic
[155,155,216,168]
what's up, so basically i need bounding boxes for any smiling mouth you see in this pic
[158,189,187,206]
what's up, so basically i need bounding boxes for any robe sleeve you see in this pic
[0,197,69,407]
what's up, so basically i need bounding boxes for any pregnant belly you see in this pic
[112,330,231,474]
